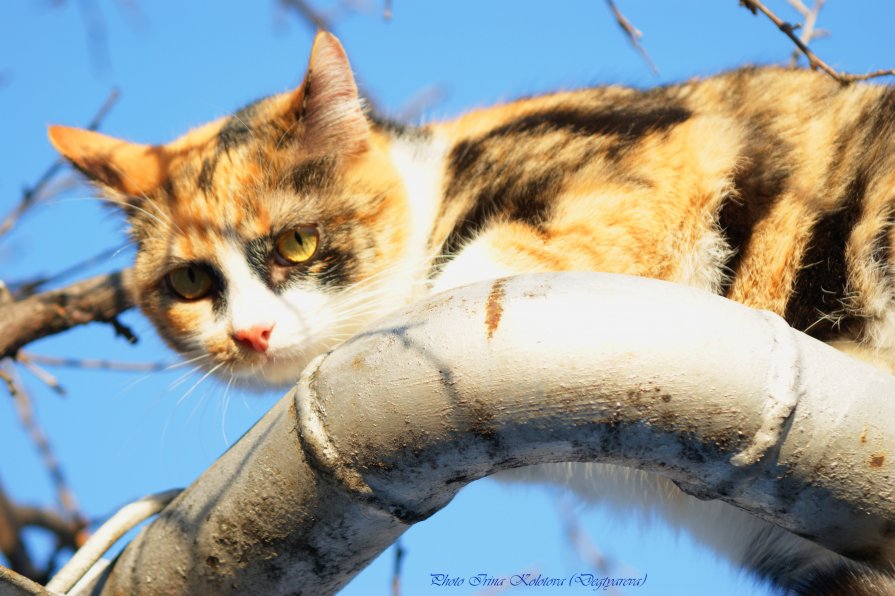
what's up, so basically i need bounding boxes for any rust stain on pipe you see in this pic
[485,278,507,340]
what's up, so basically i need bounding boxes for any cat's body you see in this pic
[50,32,895,594]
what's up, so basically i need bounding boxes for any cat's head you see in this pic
[48,32,417,387]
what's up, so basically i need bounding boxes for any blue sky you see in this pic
[1,1,893,594]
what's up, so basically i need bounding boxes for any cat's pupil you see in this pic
[187,268,196,283]
[293,232,303,245]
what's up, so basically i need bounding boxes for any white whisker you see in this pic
[168,365,203,391]
[175,363,224,406]
[165,353,211,371]
[221,371,236,446]
[186,383,214,425]
[55,194,184,236]
[115,369,161,397]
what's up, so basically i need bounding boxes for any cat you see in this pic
[48,31,895,594]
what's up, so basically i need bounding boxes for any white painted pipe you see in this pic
[88,273,895,594]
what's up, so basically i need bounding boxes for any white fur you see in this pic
[670,225,733,294]
[856,265,895,373]
[388,131,447,269]
[389,129,556,299]
[430,236,518,295]
[501,463,841,584]
[211,241,338,385]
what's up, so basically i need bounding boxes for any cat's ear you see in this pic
[47,125,169,202]
[291,31,369,155]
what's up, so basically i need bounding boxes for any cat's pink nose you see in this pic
[233,323,274,353]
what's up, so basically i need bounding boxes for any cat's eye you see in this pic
[275,226,319,264]
[166,265,214,300]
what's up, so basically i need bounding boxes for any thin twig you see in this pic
[110,316,139,344]
[395,84,450,123]
[16,353,66,396]
[277,0,382,111]
[21,352,170,373]
[0,88,120,239]
[391,539,404,596]
[605,0,658,76]
[0,167,64,239]
[739,0,895,84]
[76,0,110,70]
[0,366,14,394]
[786,0,825,67]
[114,0,149,33]
[0,364,82,520]
[80,89,121,133]
[279,0,332,32]
[557,500,612,575]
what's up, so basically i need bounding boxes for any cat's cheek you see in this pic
[161,304,214,352]
[202,331,241,362]
[256,359,312,386]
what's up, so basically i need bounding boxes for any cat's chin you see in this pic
[224,353,317,392]
[226,374,295,393]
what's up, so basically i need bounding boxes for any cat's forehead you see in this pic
[169,106,296,189]
[144,181,310,261]
[137,160,356,271]
[144,110,339,242]
[158,93,316,187]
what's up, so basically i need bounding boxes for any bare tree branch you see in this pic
[0,269,135,360]
[9,243,129,300]
[0,563,51,596]
[12,504,83,550]
[740,0,895,83]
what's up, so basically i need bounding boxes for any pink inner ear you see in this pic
[300,32,370,155]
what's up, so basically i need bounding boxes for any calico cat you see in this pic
[49,31,895,594]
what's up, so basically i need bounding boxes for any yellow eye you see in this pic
[166,265,213,300]
[275,226,319,264]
